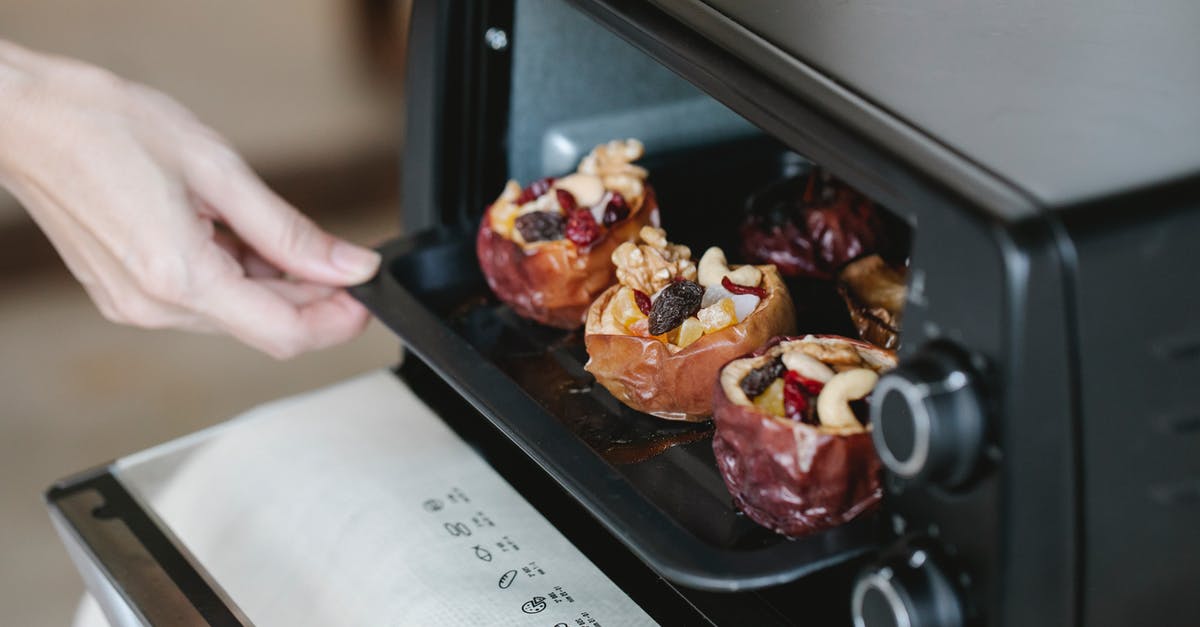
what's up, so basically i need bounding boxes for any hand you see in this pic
[0,41,381,358]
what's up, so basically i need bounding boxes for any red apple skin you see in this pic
[583,268,795,421]
[711,335,892,536]
[476,187,659,329]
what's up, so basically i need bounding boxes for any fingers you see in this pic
[197,276,370,359]
[185,148,380,286]
[212,228,283,279]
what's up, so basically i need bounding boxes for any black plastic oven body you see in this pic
[390,1,1200,626]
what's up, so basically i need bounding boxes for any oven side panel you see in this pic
[1068,203,1200,627]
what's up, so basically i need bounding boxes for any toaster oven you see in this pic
[46,1,1200,626]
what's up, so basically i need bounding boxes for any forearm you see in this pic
[0,40,34,183]
[0,39,378,357]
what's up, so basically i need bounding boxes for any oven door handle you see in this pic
[46,468,250,627]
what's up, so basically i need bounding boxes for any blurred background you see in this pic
[0,1,410,623]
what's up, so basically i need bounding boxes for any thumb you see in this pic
[189,152,380,285]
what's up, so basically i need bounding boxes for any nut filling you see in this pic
[596,231,778,351]
[720,335,895,435]
[489,139,649,249]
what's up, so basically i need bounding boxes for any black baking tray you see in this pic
[349,228,885,591]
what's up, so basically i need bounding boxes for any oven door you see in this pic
[48,361,848,627]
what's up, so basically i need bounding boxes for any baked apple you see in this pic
[837,254,907,350]
[739,169,893,280]
[713,335,896,536]
[584,229,796,421]
[476,139,658,328]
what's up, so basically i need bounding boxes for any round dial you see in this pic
[852,550,964,627]
[869,344,986,487]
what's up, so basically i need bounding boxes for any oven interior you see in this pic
[373,0,929,587]
[360,0,1040,623]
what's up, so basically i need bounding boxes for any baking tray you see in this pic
[349,228,885,591]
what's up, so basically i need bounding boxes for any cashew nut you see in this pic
[697,247,728,287]
[816,368,878,429]
[781,352,835,383]
[725,265,762,287]
[698,246,762,288]
[553,173,605,207]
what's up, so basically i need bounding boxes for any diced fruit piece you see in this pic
[701,284,735,308]
[730,293,760,323]
[740,356,785,398]
[752,378,786,417]
[722,275,768,299]
[602,192,630,226]
[565,208,602,246]
[516,177,555,204]
[648,280,704,335]
[514,211,565,242]
[675,316,704,348]
[698,297,737,334]
[611,287,647,330]
[490,202,519,237]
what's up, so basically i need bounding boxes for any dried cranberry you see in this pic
[739,356,785,398]
[514,211,564,242]
[601,192,629,226]
[783,370,823,425]
[648,280,704,335]
[633,289,652,316]
[565,209,601,246]
[722,276,768,299]
[516,177,555,204]
[555,188,578,213]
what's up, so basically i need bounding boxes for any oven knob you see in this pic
[869,344,985,487]
[851,550,963,627]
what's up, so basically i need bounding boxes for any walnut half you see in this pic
[579,139,648,210]
[611,226,697,294]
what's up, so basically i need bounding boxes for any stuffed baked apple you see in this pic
[584,228,796,421]
[713,335,896,536]
[476,139,658,328]
[739,169,893,280]
[837,254,907,349]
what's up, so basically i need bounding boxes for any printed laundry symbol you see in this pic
[498,569,518,589]
[521,596,547,614]
[422,499,444,512]
[473,545,493,562]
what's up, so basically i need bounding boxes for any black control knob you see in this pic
[869,344,985,487]
[852,550,964,627]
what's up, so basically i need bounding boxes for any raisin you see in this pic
[565,209,601,246]
[722,275,768,299]
[555,188,578,213]
[516,177,555,204]
[633,289,652,315]
[648,280,704,335]
[602,192,630,226]
[514,211,564,242]
[739,356,785,398]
